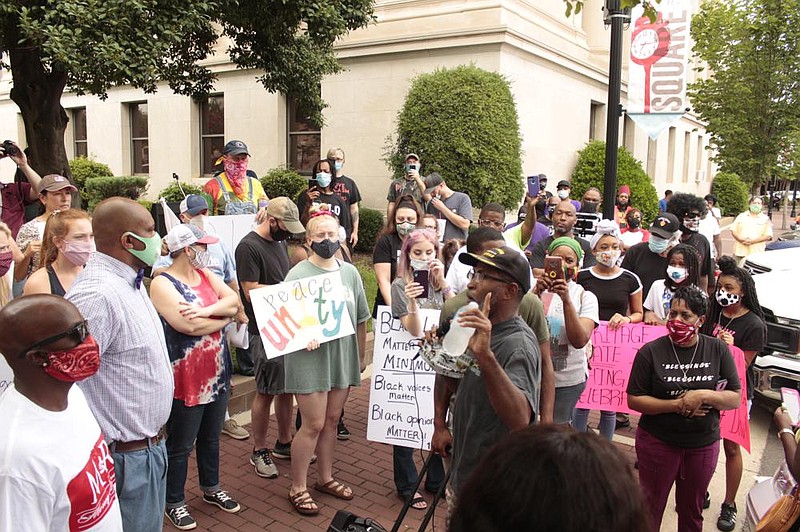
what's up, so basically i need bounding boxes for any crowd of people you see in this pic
[0,138,781,532]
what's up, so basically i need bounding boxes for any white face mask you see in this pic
[595,249,621,267]
[557,190,569,200]
[410,259,429,271]
[666,266,688,284]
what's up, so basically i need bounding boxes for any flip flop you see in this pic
[313,479,354,501]
[289,490,319,516]
[408,493,428,511]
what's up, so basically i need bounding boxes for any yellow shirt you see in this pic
[731,211,773,257]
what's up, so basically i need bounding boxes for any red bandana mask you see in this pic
[666,319,699,345]
[43,335,101,382]
[223,159,248,197]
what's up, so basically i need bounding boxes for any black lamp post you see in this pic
[791,178,798,219]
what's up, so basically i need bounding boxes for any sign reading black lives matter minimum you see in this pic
[367,305,440,450]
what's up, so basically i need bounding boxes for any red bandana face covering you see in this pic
[666,319,699,345]
[223,159,248,197]
[42,335,101,382]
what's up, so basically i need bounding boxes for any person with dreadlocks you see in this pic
[666,193,715,295]
[700,256,766,532]
[643,244,701,325]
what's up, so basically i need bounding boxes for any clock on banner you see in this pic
[630,14,671,113]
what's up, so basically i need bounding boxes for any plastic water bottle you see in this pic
[442,301,479,355]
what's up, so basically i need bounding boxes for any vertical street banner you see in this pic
[627,0,692,139]
[367,305,440,450]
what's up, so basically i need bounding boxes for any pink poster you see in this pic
[575,322,750,452]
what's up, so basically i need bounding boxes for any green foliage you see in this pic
[84,176,149,211]
[711,172,749,216]
[69,157,113,204]
[690,0,800,186]
[354,207,384,254]
[353,257,377,333]
[260,166,308,202]
[157,181,204,203]
[385,65,523,210]
[563,0,655,19]
[570,140,659,224]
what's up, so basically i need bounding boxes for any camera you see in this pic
[1,140,19,157]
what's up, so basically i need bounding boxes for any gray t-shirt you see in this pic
[390,276,444,318]
[451,315,540,493]
[426,191,473,241]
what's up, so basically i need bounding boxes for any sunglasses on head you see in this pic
[18,320,89,357]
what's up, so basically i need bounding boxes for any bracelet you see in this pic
[778,427,795,440]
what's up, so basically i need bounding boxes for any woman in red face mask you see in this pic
[627,286,742,532]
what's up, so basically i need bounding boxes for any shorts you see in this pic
[252,333,285,396]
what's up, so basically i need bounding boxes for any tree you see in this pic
[384,65,523,210]
[0,1,374,178]
[689,0,800,188]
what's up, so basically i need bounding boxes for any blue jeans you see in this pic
[393,445,444,497]
[573,408,616,441]
[165,391,228,507]
[112,439,167,532]
[553,381,587,425]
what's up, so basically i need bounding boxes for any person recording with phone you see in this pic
[296,159,352,247]
[0,140,43,238]
[387,153,427,223]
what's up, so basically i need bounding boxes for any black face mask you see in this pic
[580,201,599,213]
[270,220,293,241]
[311,238,340,259]
[627,217,641,229]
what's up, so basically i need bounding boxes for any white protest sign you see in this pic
[0,355,12,396]
[367,305,439,450]
[205,214,254,253]
[250,272,355,358]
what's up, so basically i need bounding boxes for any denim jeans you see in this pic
[572,408,616,441]
[112,439,167,532]
[393,445,444,497]
[553,380,587,425]
[165,391,229,507]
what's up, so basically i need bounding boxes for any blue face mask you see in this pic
[315,172,332,188]
[648,236,669,254]
[334,161,343,173]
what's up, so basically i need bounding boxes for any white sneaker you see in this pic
[222,418,249,440]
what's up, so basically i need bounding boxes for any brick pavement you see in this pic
[172,377,640,532]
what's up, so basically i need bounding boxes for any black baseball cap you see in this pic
[222,140,249,157]
[649,213,681,239]
[557,180,571,189]
[459,246,531,294]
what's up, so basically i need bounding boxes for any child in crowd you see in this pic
[643,244,701,325]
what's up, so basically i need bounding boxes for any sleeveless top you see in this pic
[46,264,66,297]
[158,270,231,406]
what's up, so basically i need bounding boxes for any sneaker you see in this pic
[203,490,241,513]
[615,413,630,429]
[337,421,351,441]
[222,418,250,440]
[717,502,736,531]
[165,505,197,530]
[704,491,711,510]
[272,439,317,463]
[250,448,278,478]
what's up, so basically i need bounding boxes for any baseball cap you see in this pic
[556,180,571,189]
[165,224,218,253]
[405,153,420,162]
[649,213,681,239]
[424,173,444,195]
[222,140,249,157]
[179,194,209,216]
[39,174,77,194]
[266,197,305,235]
[459,246,532,294]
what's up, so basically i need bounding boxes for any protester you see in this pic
[705,193,721,221]
[773,406,800,484]
[628,286,741,532]
[533,237,598,425]
[327,147,362,248]
[667,193,715,294]
[503,195,550,254]
[621,212,682,298]
[659,190,673,214]
[534,174,554,219]
[643,244,701,325]
[580,187,603,213]
[619,207,649,251]
[0,222,21,308]
[730,196,773,263]
[298,158,352,246]
[449,425,649,532]
[150,225,242,529]
[423,172,473,242]
[421,213,440,239]
[202,140,268,216]
[15,174,74,291]
[529,200,595,277]
[0,140,42,238]
[0,295,123,531]
[431,246,540,497]
[234,198,305,478]
[23,209,93,296]
[387,154,426,222]
[537,195,561,228]
[66,197,174,532]
[373,194,423,317]
[283,206,369,515]
[701,256,767,531]
[389,228,451,509]
[614,185,633,230]
[698,195,723,261]
[574,220,643,440]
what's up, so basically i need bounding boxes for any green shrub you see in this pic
[570,140,659,224]
[711,172,749,216]
[355,207,384,253]
[84,176,149,211]
[157,181,204,203]
[69,157,114,205]
[260,166,308,202]
[354,257,377,333]
[384,64,523,210]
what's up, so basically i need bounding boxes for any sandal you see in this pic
[405,492,428,510]
[313,479,354,501]
[289,490,319,516]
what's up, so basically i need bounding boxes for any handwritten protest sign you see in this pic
[250,272,354,358]
[576,322,750,452]
[0,356,12,396]
[367,306,440,450]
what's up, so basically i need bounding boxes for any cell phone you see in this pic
[412,269,430,298]
[782,387,800,426]
[544,256,565,281]
[527,175,540,197]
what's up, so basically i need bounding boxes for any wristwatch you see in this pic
[778,427,795,440]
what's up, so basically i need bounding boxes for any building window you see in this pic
[200,95,225,176]
[130,103,149,174]
[589,101,605,141]
[288,98,320,175]
[72,108,87,158]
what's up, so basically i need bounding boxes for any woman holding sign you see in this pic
[627,286,741,532]
[283,206,369,516]
[701,255,766,531]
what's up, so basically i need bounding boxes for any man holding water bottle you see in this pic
[430,246,541,500]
